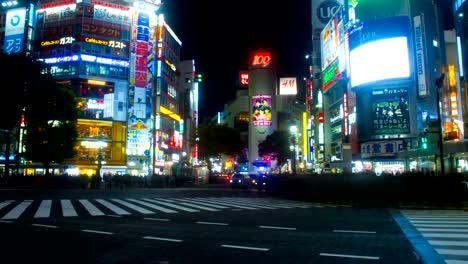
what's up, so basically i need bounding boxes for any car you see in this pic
[229,173,252,189]
[253,173,269,191]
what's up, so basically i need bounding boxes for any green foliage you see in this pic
[258,130,291,168]
[0,53,78,174]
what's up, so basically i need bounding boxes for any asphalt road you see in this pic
[0,187,425,263]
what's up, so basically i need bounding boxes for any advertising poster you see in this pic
[371,88,410,135]
[252,94,272,126]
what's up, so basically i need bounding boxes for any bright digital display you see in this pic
[371,88,410,135]
[350,37,410,87]
[349,16,411,88]
[252,94,272,126]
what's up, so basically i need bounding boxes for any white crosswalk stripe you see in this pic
[400,209,468,264]
[0,197,315,220]
[34,200,52,218]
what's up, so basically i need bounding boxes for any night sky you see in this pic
[163,0,455,123]
[163,0,312,122]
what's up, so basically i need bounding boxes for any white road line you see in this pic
[0,220,12,223]
[429,240,468,246]
[215,198,278,209]
[126,198,177,213]
[2,200,33,220]
[221,244,270,251]
[408,217,468,220]
[61,200,78,217]
[143,218,170,222]
[32,224,57,228]
[418,228,468,232]
[111,199,154,214]
[78,199,105,216]
[333,230,376,234]
[95,199,131,215]
[410,220,468,224]
[143,199,199,212]
[193,198,258,210]
[34,200,52,218]
[82,229,114,235]
[196,221,228,226]
[424,233,468,239]
[319,253,380,260]
[259,225,296,230]
[143,236,183,242]
[446,260,468,264]
[177,202,220,211]
[436,248,468,256]
[107,215,122,218]
[414,224,468,228]
[172,198,229,209]
[0,200,14,210]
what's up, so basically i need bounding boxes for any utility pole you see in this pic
[0,129,11,177]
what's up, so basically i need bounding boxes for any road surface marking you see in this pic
[319,253,379,260]
[32,224,57,228]
[221,244,269,251]
[193,198,257,210]
[259,225,296,230]
[126,198,177,213]
[95,199,131,215]
[82,229,113,235]
[2,200,33,220]
[436,248,468,256]
[423,233,468,239]
[61,200,78,217]
[171,198,229,209]
[429,240,468,246]
[196,221,228,226]
[0,200,14,210]
[143,236,183,242]
[34,200,52,218]
[333,230,376,234]
[78,199,105,216]
[143,218,170,222]
[0,220,12,223]
[143,199,199,212]
[111,199,154,214]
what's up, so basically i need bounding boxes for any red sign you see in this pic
[240,71,249,86]
[251,52,272,67]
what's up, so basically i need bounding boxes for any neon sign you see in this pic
[251,52,272,67]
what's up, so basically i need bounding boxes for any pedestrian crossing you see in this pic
[0,197,328,221]
[399,209,468,264]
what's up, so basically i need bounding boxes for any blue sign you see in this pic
[317,0,341,24]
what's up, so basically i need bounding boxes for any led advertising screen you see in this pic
[371,87,410,135]
[349,16,411,87]
[252,94,272,126]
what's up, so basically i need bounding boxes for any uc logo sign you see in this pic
[251,52,272,67]
[317,0,341,24]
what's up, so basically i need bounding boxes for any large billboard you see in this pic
[252,94,272,126]
[371,87,410,135]
[349,16,411,87]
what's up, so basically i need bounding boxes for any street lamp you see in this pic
[289,125,298,175]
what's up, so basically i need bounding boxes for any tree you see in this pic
[258,130,291,171]
[195,124,246,181]
[0,53,78,175]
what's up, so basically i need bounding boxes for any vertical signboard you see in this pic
[4,8,27,54]
[252,94,272,126]
[413,15,428,97]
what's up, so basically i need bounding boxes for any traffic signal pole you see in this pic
[435,74,445,176]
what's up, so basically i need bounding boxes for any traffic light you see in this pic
[420,133,428,149]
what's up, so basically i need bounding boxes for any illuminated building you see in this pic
[28,0,185,176]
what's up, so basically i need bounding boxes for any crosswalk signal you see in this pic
[420,133,428,149]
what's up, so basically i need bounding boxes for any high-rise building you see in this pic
[0,0,188,176]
